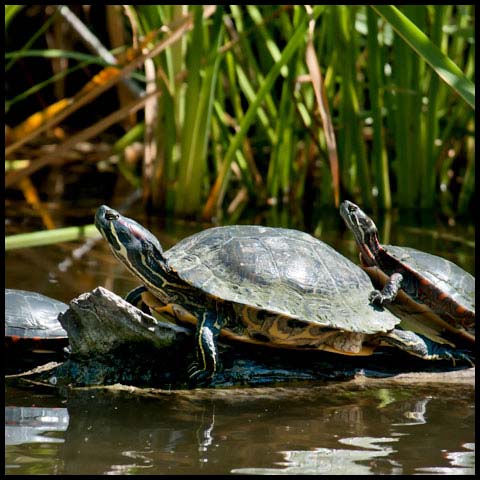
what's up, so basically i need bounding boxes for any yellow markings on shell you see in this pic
[321,344,375,356]
[241,306,252,326]
[238,304,375,355]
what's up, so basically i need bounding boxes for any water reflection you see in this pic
[392,397,429,426]
[231,395,475,475]
[233,439,474,475]
[5,406,69,445]
[232,440,398,475]
[5,386,474,475]
[5,405,69,474]
[416,443,475,475]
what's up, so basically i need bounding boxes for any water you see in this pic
[5,384,475,475]
[5,202,475,475]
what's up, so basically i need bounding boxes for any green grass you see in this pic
[5,5,475,221]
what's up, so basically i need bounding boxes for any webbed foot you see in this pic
[430,348,475,367]
[369,289,386,305]
[369,272,403,305]
[187,362,215,387]
[384,329,475,366]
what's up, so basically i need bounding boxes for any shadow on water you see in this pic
[5,383,474,475]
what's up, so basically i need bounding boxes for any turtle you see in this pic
[5,288,69,354]
[339,200,475,346]
[95,205,472,383]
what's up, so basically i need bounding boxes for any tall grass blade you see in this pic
[305,6,340,207]
[202,7,308,219]
[5,6,474,218]
[366,8,391,209]
[371,5,475,110]
[421,5,445,208]
[5,225,100,251]
[5,5,23,29]
[335,6,372,208]
[172,7,223,215]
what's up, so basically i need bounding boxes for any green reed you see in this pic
[5,5,475,220]
[114,5,474,217]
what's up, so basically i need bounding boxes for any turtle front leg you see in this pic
[188,308,225,385]
[125,286,151,314]
[369,272,403,305]
[126,287,198,324]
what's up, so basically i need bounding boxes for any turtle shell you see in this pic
[5,289,68,339]
[163,226,400,334]
[383,245,475,313]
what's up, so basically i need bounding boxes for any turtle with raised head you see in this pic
[340,200,475,346]
[95,205,472,383]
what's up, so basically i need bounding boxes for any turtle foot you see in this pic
[369,272,403,306]
[444,350,475,367]
[425,344,475,366]
[369,290,388,305]
[187,362,214,387]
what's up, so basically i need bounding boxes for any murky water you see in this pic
[5,203,475,475]
[4,384,475,475]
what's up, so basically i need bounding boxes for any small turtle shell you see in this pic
[384,245,475,314]
[5,289,68,339]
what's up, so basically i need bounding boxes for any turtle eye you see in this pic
[105,211,119,221]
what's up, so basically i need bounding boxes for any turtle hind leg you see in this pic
[382,329,475,366]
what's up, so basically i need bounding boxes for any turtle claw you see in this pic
[452,350,475,367]
[369,272,403,306]
[187,361,200,375]
[187,362,214,387]
[429,345,474,366]
[369,290,385,305]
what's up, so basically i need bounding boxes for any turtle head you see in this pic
[339,200,381,265]
[95,205,167,277]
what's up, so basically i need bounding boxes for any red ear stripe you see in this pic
[128,223,144,240]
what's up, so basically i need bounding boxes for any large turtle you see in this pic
[95,205,471,383]
[340,200,475,347]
